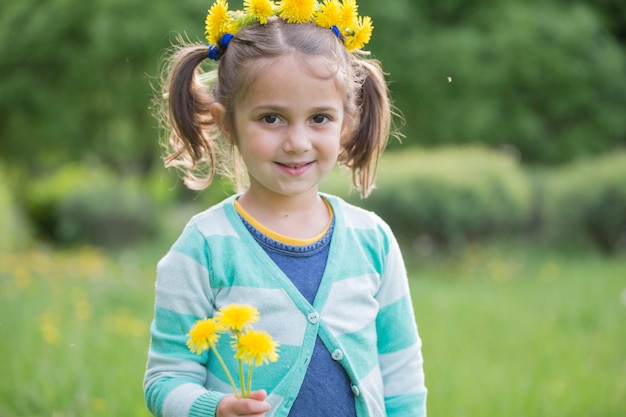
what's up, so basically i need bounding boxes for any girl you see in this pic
[144,1,427,416]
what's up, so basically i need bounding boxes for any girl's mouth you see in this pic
[276,161,314,175]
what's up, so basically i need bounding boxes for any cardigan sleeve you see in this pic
[143,225,227,417]
[375,222,428,416]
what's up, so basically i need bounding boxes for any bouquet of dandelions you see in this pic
[186,304,280,398]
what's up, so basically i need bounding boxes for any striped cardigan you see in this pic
[143,194,427,417]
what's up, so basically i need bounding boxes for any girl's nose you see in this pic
[282,124,312,154]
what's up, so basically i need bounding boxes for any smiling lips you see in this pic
[276,161,314,175]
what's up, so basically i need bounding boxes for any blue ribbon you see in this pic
[207,44,220,61]
[220,33,234,48]
[208,33,235,61]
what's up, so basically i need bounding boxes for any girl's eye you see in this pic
[311,114,330,124]
[261,114,282,125]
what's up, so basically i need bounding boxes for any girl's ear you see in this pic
[210,103,232,142]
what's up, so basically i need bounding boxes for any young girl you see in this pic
[143,1,427,416]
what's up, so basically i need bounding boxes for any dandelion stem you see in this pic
[238,358,246,397]
[247,362,254,396]
[210,345,240,397]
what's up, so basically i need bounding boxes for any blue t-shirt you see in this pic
[239,215,357,417]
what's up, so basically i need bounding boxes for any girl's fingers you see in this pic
[248,389,267,401]
[217,392,270,417]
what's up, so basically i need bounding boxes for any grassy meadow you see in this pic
[410,243,626,417]
[1,237,625,416]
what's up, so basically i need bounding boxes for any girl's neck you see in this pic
[237,190,330,240]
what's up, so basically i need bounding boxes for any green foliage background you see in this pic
[1,0,625,251]
[1,0,625,173]
[1,2,625,415]
[1,241,625,416]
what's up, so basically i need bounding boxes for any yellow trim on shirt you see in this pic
[234,198,333,246]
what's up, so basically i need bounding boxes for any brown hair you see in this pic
[157,18,398,197]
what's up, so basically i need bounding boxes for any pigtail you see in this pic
[158,41,220,190]
[340,57,394,198]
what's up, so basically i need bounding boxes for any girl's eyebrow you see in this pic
[250,104,342,113]
[311,106,342,114]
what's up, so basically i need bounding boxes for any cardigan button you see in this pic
[351,385,360,396]
[307,312,319,324]
[331,349,344,361]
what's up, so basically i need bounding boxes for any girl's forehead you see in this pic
[236,54,345,100]
[256,54,338,78]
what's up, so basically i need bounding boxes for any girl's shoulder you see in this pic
[323,193,400,259]
[184,195,240,236]
[322,193,392,234]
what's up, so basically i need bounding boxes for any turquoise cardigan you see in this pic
[143,194,427,417]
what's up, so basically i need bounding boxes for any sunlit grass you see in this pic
[0,240,624,416]
[0,246,155,417]
[410,242,626,417]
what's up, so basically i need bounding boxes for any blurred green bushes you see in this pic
[23,164,158,247]
[0,166,32,252]
[540,152,626,253]
[2,148,625,253]
[9,163,235,249]
[323,147,626,254]
[328,147,533,249]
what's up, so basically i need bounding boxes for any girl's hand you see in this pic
[216,390,270,417]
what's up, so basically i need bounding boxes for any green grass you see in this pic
[410,243,626,417]
[0,247,155,417]
[1,240,624,416]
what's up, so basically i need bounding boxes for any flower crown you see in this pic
[205,0,373,60]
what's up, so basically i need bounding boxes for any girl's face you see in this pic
[219,55,345,203]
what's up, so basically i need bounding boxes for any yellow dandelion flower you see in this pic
[338,0,358,33]
[40,323,61,345]
[217,304,260,332]
[244,0,276,24]
[91,398,107,413]
[187,318,223,354]
[345,15,372,51]
[278,0,316,23]
[235,330,280,366]
[314,0,342,29]
[206,0,233,45]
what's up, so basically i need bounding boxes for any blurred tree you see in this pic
[380,2,626,163]
[0,0,199,174]
[1,0,625,176]
[585,0,626,43]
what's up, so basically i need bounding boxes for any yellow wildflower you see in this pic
[314,0,342,29]
[217,304,260,332]
[187,318,223,354]
[278,0,316,23]
[235,330,280,366]
[244,0,276,24]
[38,312,61,345]
[91,398,107,413]
[206,0,234,44]
[185,304,280,398]
[345,15,372,51]
[338,0,358,33]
